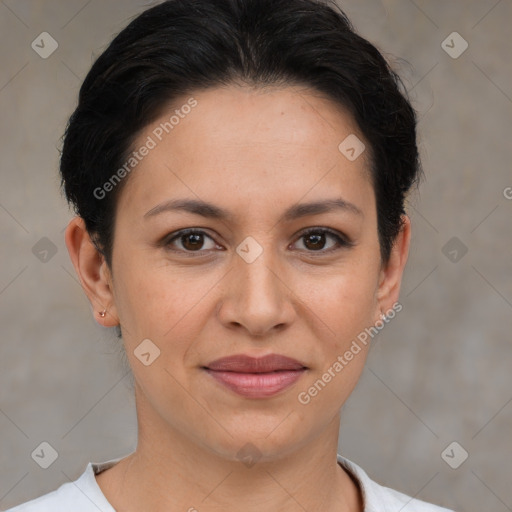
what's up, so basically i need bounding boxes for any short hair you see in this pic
[60,0,422,269]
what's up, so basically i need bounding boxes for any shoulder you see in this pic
[5,482,86,512]
[337,454,455,512]
[4,459,120,512]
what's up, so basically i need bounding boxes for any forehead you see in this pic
[118,84,374,218]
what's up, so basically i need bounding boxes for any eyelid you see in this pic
[297,226,354,247]
[161,228,220,255]
[161,226,354,255]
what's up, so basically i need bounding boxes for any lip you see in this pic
[206,353,307,372]
[203,354,308,398]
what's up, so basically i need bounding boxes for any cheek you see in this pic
[300,266,378,344]
[295,276,374,416]
[112,257,216,344]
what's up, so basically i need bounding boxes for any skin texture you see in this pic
[65,84,411,512]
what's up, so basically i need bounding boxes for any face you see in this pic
[69,84,410,462]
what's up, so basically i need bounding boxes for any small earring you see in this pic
[99,309,107,318]
[380,312,387,321]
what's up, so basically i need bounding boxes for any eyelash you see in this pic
[162,227,354,256]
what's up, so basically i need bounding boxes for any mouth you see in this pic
[202,353,308,398]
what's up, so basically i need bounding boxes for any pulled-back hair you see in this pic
[60,0,422,268]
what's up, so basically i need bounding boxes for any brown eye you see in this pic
[181,232,205,251]
[303,231,328,251]
[293,228,353,253]
[162,227,352,256]
[165,229,217,252]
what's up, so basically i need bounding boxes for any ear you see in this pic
[64,217,119,327]
[374,214,411,322]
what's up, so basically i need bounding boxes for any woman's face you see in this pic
[76,84,410,461]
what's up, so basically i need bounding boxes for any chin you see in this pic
[199,416,312,463]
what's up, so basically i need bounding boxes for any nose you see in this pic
[216,242,296,338]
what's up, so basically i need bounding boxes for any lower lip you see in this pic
[204,369,306,398]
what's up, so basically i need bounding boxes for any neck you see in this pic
[95,385,363,512]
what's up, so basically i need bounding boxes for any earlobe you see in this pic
[375,214,411,322]
[64,217,119,327]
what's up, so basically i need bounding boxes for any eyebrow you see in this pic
[144,197,363,222]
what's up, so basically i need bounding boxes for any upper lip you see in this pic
[204,354,307,373]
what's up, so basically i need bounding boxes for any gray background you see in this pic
[1,1,511,511]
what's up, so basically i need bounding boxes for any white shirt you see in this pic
[5,453,454,512]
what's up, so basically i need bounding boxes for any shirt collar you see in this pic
[87,452,438,512]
